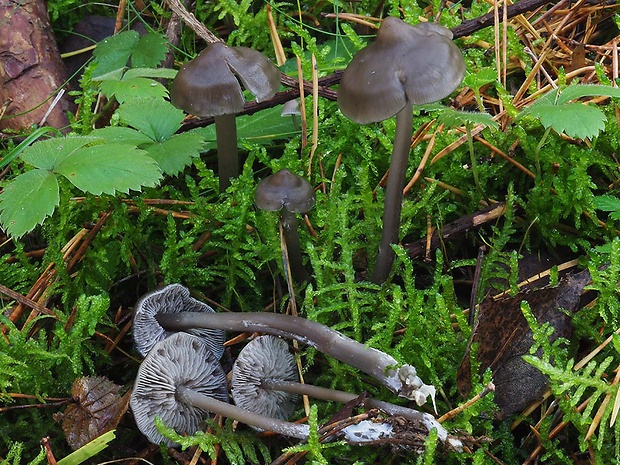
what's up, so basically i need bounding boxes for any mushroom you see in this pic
[147,299,435,404]
[132,284,225,358]
[232,336,444,429]
[255,169,316,283]
[337,17,465,283]
[130,332,310,445]
[281,99,301,131]
[170,42,281,192]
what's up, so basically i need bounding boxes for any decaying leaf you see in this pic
[458,269,591,416]
[54,376,130,450]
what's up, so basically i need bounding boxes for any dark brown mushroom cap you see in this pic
[129,332,229,446]
[132,284,225,359]
[255,169,316,213]
[337,17,466,124]
[170,42,281,117]
[231,336,298,423]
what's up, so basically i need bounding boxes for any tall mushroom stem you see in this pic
[155,310,434,404]
[214,113,239,192]
[176,386,310,439]
[280,209,310,283]
[371,103,414,284]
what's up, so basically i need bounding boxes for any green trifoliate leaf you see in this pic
[526,103,606,140]
[594,195,620,220]
[143,132,205,176]
[55,144,162,195]
[0,169,59,238]
[116,98,185,142]
[130,32,168,68]
[554,84,620,105]
[99,77,169,103]
[90,127,154,146]
[92,31,140,79]
[20,136,100,170]
[519,83,620,139]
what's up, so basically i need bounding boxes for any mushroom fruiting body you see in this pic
[337,17,465,283]
[132,283,225,358]
[170,42,280,192]
[255,169,316,283]
[231,335,299,424]
[232,336,443,428]
[153,308,435,404]
[130,332,230,446]
[130,332,310,445]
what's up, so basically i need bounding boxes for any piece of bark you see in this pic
[0,0,70,131]
[457,269,591,417]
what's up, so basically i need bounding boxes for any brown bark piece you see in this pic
[457,269,591,417]
[0,0,70,131]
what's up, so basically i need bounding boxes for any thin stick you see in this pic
[164,0,221,44]
[437,383,495,423]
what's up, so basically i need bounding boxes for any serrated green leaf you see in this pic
[99,78,168,103]
[526,103,606,139]
[437,108,499,129]
[123,67,178,80]
[0,169,59,238]
[594,195,620,213]
[130,32,168,68]
[555,84,620,105]
[115,98,185,141]
[55,144,162,195]
[20,136,101,170]
[463,68,497,90]
[143,132,205,175]
[92,31,140,78]
[90,127,155,146]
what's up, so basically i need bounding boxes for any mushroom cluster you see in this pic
[129,285,457,449]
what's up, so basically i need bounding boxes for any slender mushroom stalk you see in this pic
[154,308,435,404]
[337,17,465,283]
[170,42,280,192]
[232,336,443,429]
[255,169,316,283]
[130,332,310,445]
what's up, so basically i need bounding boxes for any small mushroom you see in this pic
[337,17,465,283]
[148,303,435,404]
[132,284,225,358]
[232,336,443,427]
[130,332,310,446]
[255,169,316,283]
[281,99,301,131]
[170,42,281,192]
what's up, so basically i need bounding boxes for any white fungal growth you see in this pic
[341,420,393,443]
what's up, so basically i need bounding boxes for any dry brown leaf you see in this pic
[458,269,591,416]
[54,376,130,450]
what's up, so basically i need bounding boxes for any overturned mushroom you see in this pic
[338,17,465,283]
[130,332,310,445]
[255,169,316,283]
[171,42,280,192]
[232,336,444,429]
[132,284,225,358]
[140,288,434,404]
